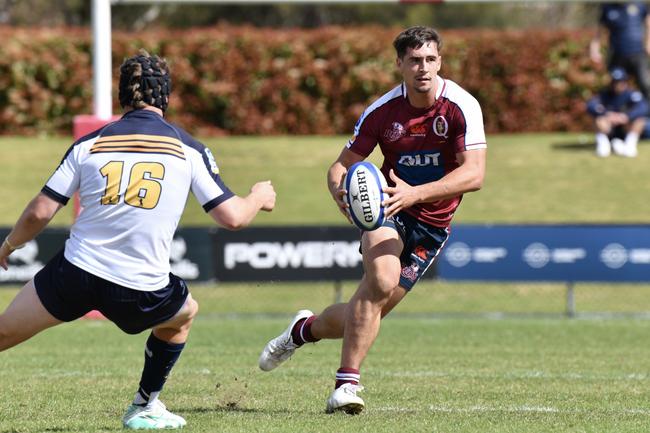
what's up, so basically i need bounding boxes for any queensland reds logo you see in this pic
[400,263,419,282]
[433,116,448,138]
[384,122,406,142]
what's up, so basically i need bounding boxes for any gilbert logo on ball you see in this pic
[344,162,388,231]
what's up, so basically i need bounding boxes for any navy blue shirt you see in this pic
[600,2,648,56]
[587,88,649,120]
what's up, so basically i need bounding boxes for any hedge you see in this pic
[0,25,604,136]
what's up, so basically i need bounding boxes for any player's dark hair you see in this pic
[118,49,172,112]
[393,26,443,59]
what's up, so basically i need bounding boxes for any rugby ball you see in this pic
[344,162,388,231]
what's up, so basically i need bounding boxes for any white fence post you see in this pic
[92,0,113,120]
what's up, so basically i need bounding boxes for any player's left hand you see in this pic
[251,180,276,212]
[382,169,420,218]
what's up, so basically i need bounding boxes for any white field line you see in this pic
[28,370,115,378]
[374,405,650,415]
[0,367,214,379]
[376,370,650,381]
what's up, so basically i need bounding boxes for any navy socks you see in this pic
[133,333,185,406]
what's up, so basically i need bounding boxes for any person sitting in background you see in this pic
[587,67,648,157]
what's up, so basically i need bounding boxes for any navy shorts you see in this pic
[34,249,189,335]
[363,211,449,291]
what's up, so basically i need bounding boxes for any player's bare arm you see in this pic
[327,148,364,221]
[208,180,276,230]
[383,148,486,217]
[0,193,63,270]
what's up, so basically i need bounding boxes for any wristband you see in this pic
[3,237,25,252]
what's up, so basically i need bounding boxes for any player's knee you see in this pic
[187,297,199,321]
[0,316,17,351]
[178,297,199,328]
[366,271,400,297]
[156,297,199,337]
[0,320,7,348]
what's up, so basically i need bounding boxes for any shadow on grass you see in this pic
[0,427,124,433]
[553,138,650,153]
[179,404,292,415]
[551,141,594,152]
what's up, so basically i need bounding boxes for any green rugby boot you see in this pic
[122,400,186,430]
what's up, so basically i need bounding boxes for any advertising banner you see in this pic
[0,228,215,285]
[0,228,68,285]
[212,226,366,282]
[168,228,217,283]
[3,224,649,285]
[438,225,650,282]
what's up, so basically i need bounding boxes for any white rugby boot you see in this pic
[326,383,365,415]
[258,309,314,371]
[122,399,186,430]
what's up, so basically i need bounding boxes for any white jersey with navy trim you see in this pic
[42,109,234,291]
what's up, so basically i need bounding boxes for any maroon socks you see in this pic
[290,315,320,346]
[335,367,360,389]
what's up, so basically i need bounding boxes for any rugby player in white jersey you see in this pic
[259,26,486,414]
[0,50,276,430]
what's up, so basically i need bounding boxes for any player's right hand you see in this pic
[252,180,276,212]
[331,180,353,224]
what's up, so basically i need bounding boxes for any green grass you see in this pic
[2,134,650,432]
[2,133,650,226]
[1,284,650,433]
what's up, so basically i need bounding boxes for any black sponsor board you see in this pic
[212,226,365,282]
[1,226,441,285]
[0,228,68,285]
[168,228,216,283]
[0,228,215,285]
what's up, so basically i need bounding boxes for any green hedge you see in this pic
[0,25,602,136]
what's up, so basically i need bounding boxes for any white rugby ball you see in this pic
[344,162,388,231]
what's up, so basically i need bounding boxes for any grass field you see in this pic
[1,284,650,433]
[2,134,650,432]
[2,133,650,226]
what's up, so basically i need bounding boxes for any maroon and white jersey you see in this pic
[346,76,487,228]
